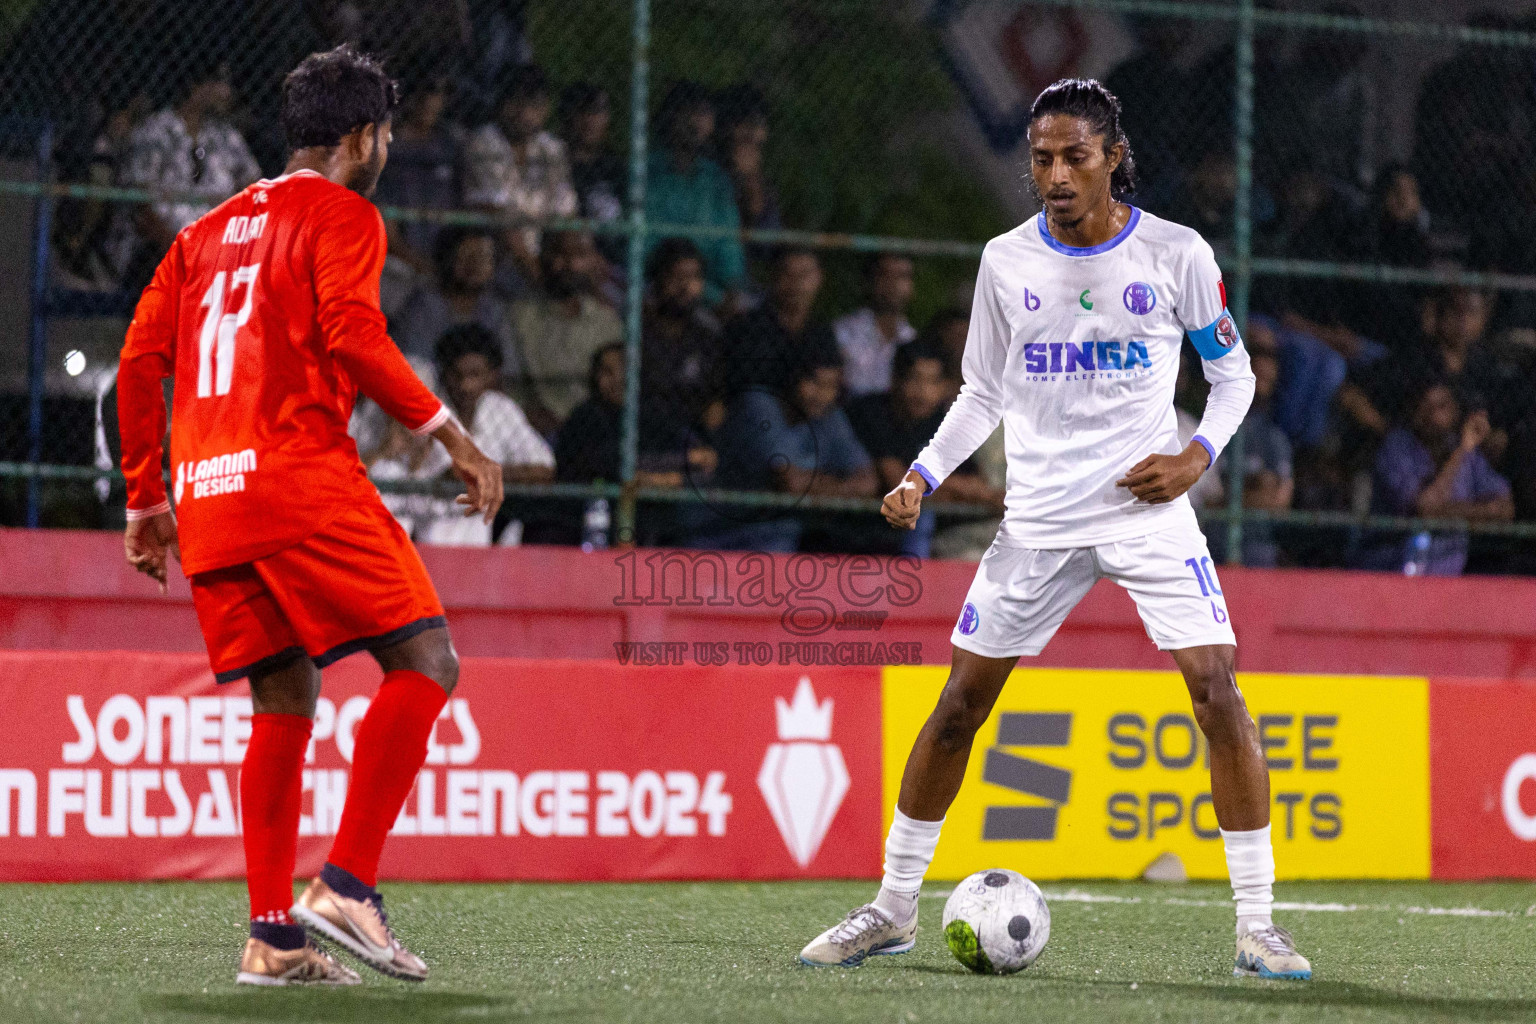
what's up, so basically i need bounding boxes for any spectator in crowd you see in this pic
[1355,285,1524,443]
[717,83,781,273]
[1347,164,1434,349]
[457,0,535,123]
[1103,15,1195,208]
[1164,151,1240,260]
[1211,327,1294,567]
[688,347,874,552]
[646,81,746,305]
[53,96,148,292]
[641,238,724,438]
[721,246,838,398]
[1363,379,1513,575]
[847,341,1002,556]
[509,229,624,436]
[392,226,517,368]
[922,306,972,402]
[560,82,625,253]
[1413,11,1536,228]
[1261,4,1371,192]
[835,253,917,397]
[556,342,717,487]
[372,74,462,317]
[462,64,577,287]
[116,60,260,288]
[437,324,554,484]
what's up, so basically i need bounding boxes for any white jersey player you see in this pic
[800,79,1311,980]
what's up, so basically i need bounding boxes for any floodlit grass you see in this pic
[3,880,1536,1022]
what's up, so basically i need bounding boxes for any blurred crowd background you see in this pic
[2,0,1536,576]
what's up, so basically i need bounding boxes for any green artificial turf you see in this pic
[3,880,1536,1023]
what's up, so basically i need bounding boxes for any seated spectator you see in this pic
[1354,285,1526,446]
[721,246,839,398]
[646,81,746,305]
[642,238,724,437]
[835,253,917,397]
[1208,329,1294,567]
[1347,164,1434,351]
[921,306,971,402]
[462,64,577,287]
[687,348,875,552]
[116,60,260,288]
[556,343,716,487]
[373,74,462,318]
[392,226,517,368]
[560,82,624,238]
[717,83,781,271]
[847,342,1002,556]
[1361,379,1513,575]
[509,230,624,435]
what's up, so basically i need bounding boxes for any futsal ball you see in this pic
[942,868,1051,974]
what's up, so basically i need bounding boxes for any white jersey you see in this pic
[913,207,1255,548]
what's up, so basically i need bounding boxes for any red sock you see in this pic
[241,713,313,921]
[328,670,448,887]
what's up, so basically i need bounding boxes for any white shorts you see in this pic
[951,516,1236,657]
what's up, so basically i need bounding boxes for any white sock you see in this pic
[1221,824,1275,935]
[870,807,943,925]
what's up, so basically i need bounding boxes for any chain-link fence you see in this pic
[3,0,1536,574]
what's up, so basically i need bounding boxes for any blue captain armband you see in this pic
[1188,308,1243,361]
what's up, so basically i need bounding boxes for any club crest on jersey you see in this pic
[1123,281,1156,314]
[958,603,980,636]
[1215,313,1239,348]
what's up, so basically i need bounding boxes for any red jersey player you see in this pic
[118,46,503,987]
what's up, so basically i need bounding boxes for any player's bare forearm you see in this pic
[1116,443,1211,504]
[431,419,504,524]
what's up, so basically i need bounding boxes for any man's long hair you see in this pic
[1028,78,1139,200]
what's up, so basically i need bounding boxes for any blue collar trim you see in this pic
[1036,206,1141,257]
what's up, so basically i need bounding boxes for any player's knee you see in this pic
[419,643,459,695]
[1189,669,1246,742]
[931,682,992,754]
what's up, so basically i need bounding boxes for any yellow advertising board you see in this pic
[881,667,1429,880]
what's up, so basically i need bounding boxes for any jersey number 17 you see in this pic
[197,264,260,398]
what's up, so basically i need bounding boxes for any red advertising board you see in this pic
[0,652,882,882]
[1430,677,1536,879]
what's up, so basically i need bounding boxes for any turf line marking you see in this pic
[921,888,1532,919]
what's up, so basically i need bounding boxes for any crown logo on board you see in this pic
[775,677,833,741]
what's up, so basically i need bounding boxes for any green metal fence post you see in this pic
[1224,0,1254,566]
[617,0,651,546]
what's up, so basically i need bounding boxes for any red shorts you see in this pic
[189,500,446,683]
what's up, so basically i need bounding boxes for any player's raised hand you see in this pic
[433,419,504,524]
[124,511,180,595]
[1116,444,1211,505]
[882,472,926,530]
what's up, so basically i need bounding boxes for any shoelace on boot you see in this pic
[1251,925,1297,956]
[828,906,888,946]
[366,892,398,944]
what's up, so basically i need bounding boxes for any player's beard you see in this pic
[351,146,386,197]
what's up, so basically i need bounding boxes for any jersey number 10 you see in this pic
[197,264,260,398]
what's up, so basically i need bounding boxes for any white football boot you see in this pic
[1234,924,1312,980]
[798,904,917,967]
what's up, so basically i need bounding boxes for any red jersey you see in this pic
[118,169,447,576]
